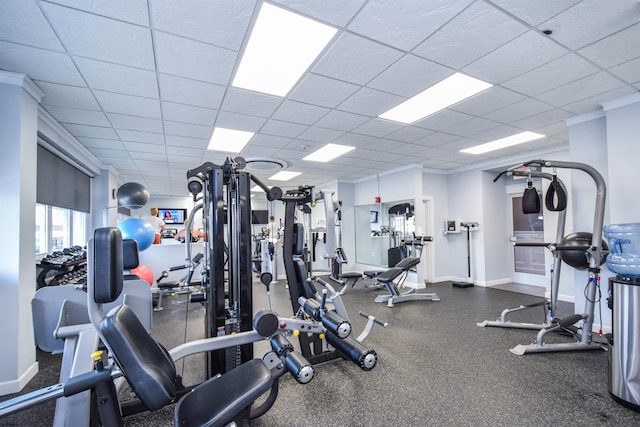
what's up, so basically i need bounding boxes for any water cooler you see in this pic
[605,223,640,411]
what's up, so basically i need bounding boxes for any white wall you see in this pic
[603,93,640,224]
[566,113,610,323]
[480,170,509,285]
[446,170,484,281]
[422,172,449,280]
[0,74,41,395]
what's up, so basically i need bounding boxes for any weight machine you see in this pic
[185,157,283,376]
[481,159,608,355]
[281,186,383,367]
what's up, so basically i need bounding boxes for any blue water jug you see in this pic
[604,223,640,277]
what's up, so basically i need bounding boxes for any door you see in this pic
[510,194,546,286]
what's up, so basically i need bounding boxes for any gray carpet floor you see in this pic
[2,277,640,427]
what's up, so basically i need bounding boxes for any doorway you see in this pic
[510,194,546,286]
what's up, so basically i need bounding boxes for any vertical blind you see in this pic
[36,145,91,213]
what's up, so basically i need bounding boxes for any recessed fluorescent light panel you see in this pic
[207,127,254,153]
[303,143,355,162]
[269,171,301,181]
[232,3,337,97]
[460,131,545,155]
[379,73,492,124]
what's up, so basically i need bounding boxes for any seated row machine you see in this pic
[374,257,440,307]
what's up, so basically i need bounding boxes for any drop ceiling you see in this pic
[1,0,639,197]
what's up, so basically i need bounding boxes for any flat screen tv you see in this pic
[251,209,269,224]
[158,208,187,224]
[370,210,379,223]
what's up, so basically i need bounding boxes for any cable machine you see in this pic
[186,157,282,377]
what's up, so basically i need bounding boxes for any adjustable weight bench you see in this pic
[374,257,440,307]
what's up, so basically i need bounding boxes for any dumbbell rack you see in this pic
[36,246,87,288]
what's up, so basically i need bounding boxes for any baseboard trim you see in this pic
[0,362,39,397]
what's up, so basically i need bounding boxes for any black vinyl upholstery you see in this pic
[394,257,420,270]
[93,227,124,304]
[293,258,317,299]
[174,359,272,427]
[100,304,177,411]
[292,223,304,256]
[122,239,140,270]
[376,267,403,284]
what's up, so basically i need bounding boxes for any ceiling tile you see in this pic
[154,31,236,85]
[74,57,159,98]
[161,101,216,126]
[541,1,640,50]
[441,117,501,138]
[535,71,627,107]
[166,145,204,157]
[0,0,64,51]
[314,110,370,132]
[89,147,130,159]
[385,126,433,143]
[106,113,164,133]
[609,57,640,85]
[221,87,282,118]
[164,121,212,139]
[348,0,473,51]
[150,0,254,50]
[297,126,345,143]
[561,86,637,114]
[502,53,600,96]
[158,73,225,109]
[414,109,474,131]
[93,90,162,118]
[272,0,365,26]
[450,86,525,116]
[337,87,404,117]
[129,151,167,162]
[0,41,84,86]
[489,0,580,26]
[260,120,308,138]
[45,105,110,127]
[240,144,280,158]
[351,118,404,137]
[463,31,566,83]
[483,98,552,123]
[63,123,119,139]
[415,132,461,148]
[215,111,267,132]
[578,22,640,69]
[312,32,403,85]
[165,135,208,149]
[332,132,376,147]
[289,73,360,108]
[271,100,330,125]
[36,81,100,110]
[46,0,150,25]
[117,129,165,144]
[412,1,527,69]
[510,110,570,131]
[41,2,155,69]
[77,137,125,150]
[367,55,451,97]
[120,141,166,154]
[251,134,292,148]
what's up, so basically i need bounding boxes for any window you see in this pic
[36,203,88,255]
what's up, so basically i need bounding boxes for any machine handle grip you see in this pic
[358,311,388,328]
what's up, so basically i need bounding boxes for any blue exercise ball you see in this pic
[117,182,150,209]
[118,218,155,251]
